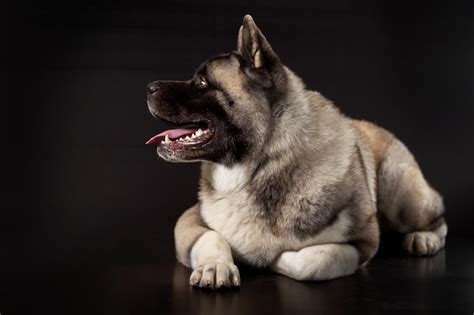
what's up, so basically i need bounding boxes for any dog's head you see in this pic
[146,15,287,165]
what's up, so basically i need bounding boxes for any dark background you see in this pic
[4,0,474,313]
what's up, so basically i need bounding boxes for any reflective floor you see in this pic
[7,236,474,315]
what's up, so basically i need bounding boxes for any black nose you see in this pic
[147,82,160,95]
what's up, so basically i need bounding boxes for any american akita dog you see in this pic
[146,15,447,289]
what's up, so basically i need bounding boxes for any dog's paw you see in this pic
[189,261,240,289]
[403,231,445,256]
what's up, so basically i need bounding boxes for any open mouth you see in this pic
[145,121,214,151]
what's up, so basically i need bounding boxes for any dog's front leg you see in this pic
[271,244,360,281]
[174,204,240,289]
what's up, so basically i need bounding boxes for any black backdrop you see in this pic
[4,0,474,273]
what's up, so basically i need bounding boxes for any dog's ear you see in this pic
[237,15,279,69]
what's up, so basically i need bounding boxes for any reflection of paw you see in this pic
[403,231,445,256]
[189,262,240,289]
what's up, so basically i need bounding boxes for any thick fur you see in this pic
[148,15,447,289]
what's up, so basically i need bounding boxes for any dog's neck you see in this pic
[202,67,355,195]
[266,68,317,156]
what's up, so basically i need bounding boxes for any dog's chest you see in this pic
[199,165,352,267]
[200,188,283,266]
[200,165,276,265]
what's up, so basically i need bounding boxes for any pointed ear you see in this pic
[237,15,279,69]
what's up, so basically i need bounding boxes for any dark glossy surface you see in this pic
[7,236,474,315]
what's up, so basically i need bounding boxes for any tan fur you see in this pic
[237,15,267,68]
[352,120,395,170]
[174,204,209,268]
[207,57,246,98]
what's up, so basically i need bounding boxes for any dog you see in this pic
[146,15,447,289]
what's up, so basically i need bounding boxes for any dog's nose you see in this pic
[147,82,160,95]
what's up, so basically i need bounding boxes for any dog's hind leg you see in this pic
[174,204,240,289]
[377,138,447,256]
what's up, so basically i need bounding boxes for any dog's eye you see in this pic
[196,78,208,89]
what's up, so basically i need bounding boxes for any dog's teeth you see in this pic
[161,140,165,144]
[203,129,208,134]
[165,135,171,144]
[196,129,203,137]
[191,133,197,138]
[185,136,191,140]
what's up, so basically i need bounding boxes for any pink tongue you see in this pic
[145,128,198,144]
